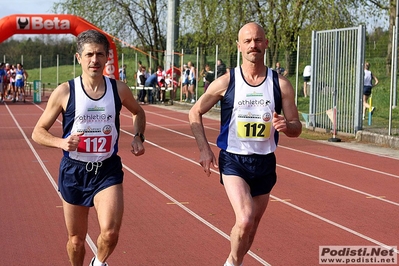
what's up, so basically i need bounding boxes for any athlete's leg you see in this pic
[63,200,90,266]
[222,175,270,266]
[0,82,4,101]
[20,83,26,101]
[363,94,370,118]
[93,184,124,263]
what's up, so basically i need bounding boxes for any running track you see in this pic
[0,96,398,266]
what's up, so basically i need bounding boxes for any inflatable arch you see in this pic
[0,14,119,79]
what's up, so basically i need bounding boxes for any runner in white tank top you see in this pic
[189,22,302,266]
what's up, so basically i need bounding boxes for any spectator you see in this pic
[119,64,127,83]
[5,63,14,101]
[363,62,378,119]
[201,64,214,92]
[181,64,190,101]
[144,72,159,104]
[136,61,143,86]
[156,65,166,103]
[216,59,227,78]
[0,63,5,102]
[165,64,181,105]
[9,64,16,101]
[14,63,28,103]
[303,65,312,97]
[138,66,148,104]
[274,62,287,76]
[187,61,196,103]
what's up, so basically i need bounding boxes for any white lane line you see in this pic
[120,126,399,256]
[280,145,399,179]
[270,195,398,254]
[134,119,399,207]
[138,109,219,132]
[131,112,398,179]
[277,164,399,207]
[5,103,59,193]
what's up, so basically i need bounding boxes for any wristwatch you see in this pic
[134,132,145,143]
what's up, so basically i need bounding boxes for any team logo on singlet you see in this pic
[262,112,272,122]
[102,125,112,135]
[88,106,105,112]
[237,99,271,107]
[246,92,263,97]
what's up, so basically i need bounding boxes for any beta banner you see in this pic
[0,14,119,79]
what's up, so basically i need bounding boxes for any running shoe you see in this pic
[89,257,108,266]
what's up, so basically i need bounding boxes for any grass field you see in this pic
[26,59,399,138]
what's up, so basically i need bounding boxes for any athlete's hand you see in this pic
[131,138,145,156]
[272,112,288,133]
[61,132,84,151]
[199,149,218,177]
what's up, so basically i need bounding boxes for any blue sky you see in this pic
[0,0,70,40]
[0,0,389,35]
[0,0,57,18]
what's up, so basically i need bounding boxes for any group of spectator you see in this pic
[134,60,196,105]
[134,62,182,105]
[181,59,228,103]
[129,59,231,105]
[0,62,28,103]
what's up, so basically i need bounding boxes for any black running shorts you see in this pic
[219,150,277,197]
[58,155,124,207]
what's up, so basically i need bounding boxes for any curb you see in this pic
[356,130,399,150]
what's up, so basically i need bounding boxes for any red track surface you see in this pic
[1,96,398,266]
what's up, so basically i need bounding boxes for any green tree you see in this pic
[53,0,168,67]
[179,0,356,74]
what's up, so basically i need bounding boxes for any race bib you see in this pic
[77,135,112,153]
[236,108,272,141]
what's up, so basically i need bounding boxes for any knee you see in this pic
[100,228,120,246]
[68,235,86,251]
[236,216,255,234]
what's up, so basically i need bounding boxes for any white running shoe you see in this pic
[89,257,108,266]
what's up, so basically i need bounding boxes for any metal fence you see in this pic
[308,26,365,136]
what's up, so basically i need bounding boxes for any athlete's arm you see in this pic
[116,80,146,156]
[272,76,302,137]
[32,82,82,151]
[188,73,229,176]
